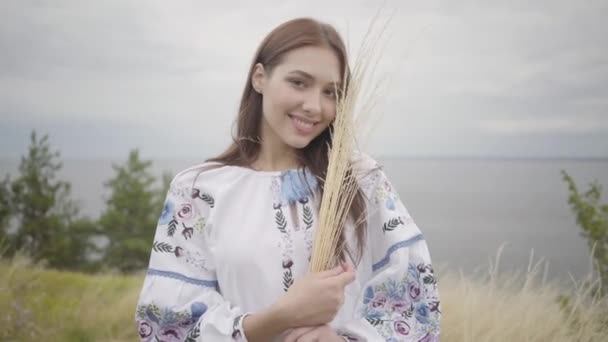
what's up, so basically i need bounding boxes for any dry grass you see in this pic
[438,246,608,341]
[0,255,143,341]
[1,247,606,341]
[310,12,393,272]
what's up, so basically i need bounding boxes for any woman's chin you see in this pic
[285,137,313,150]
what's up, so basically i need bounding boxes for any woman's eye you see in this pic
[289,79,305,88]
[324,90,337,99]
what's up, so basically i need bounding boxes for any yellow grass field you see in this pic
[2,250,607,341]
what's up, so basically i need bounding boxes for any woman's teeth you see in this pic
[294,117,313,128]
[288,114,316,131]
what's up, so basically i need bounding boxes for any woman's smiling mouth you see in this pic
[288,113,319,134]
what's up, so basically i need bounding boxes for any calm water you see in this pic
[1,157,607,288]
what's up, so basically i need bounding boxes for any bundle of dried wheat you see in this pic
[310,14,391,272]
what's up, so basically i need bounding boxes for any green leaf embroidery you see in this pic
[167,218,177,236]
[181,222,194,239]
[365,317,387,327]
[382,217,405,233]
[275,209,287,234]
[423,274,436,285]
[303,205,313,230]
[152,241,174,253]
[200,193,215,208]
[404,304,415,318]
[192,189,215,208]
[185,321,201,342]
[283,267,294,291]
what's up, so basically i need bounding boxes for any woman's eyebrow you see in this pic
[288,70,341,87]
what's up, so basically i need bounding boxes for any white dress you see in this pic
[135,153,441,342]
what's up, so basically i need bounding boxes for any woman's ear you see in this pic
[251,63,266,94]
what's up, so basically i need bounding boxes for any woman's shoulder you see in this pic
[169,161,227,188]
[350,150,387,198]
[351,150,383,178]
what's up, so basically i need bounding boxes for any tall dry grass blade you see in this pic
[310,12,393,272]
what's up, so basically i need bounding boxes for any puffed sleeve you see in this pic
[335,155,442,341]
[135,168,250,341]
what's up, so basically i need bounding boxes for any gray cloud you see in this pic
[1,0,607,158]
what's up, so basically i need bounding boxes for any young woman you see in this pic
[135,18,441,342]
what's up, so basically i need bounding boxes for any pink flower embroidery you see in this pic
[137,320,154,340]
[371,293,387,310]
[408,282,421,300]
[390,299,411,314]
[393,320,410,336]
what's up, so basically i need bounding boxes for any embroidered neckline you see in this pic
[223,164,310,177]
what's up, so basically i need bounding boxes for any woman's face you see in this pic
[252,45,342,151]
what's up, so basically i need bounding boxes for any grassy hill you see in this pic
[2,256,142,341]
[2,252,607,341]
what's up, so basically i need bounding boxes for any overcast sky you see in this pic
[1,0,607,159]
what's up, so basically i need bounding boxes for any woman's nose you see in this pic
[301,90,322,115]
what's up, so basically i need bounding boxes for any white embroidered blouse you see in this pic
[135,153,441,342]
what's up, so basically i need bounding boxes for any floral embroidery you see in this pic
[380,214,415,236]
[194,218,208,234]
[361,259,441,341]
[374,177,400,211]
[275,205,295,291]
[274,206,288,233]
[185,320,200,342]
[191,188,215,208]
[302,200,314,230]
[278,168,318,206]
[153,184,213,271]
[272,169,318,291]
[271,177,282,208]
[158,200,175,225]
[357,163,381,198]
[301,197,315,261]
[136,302,207,342]
[336,330,364,341]
[159,187,209,237]
[232,315,241,338]
[382,216,407,233]
[231,314,249,340]
[304,231,314,263]
[357,165,400,212]
[152,241,211,271]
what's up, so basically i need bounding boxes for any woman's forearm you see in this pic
[242,304,291,342]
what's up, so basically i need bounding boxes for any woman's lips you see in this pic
[288,114,318,135]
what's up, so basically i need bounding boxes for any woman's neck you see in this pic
[253,127,300,172]
[253,143,299,171]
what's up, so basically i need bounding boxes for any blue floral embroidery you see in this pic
[361,259,440,340]
[279,169,318,205]
[386,196,395,210]
[158,200,175,225]
[415,302,430,324]
[190,302,207,320]
[368,174,399,211]
[136,302,207,341]
[271,169,317,292]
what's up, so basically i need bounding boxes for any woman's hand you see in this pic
[272,263,356,328]
[283,324,345,342]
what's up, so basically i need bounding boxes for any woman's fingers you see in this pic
[333,269,356,287]
[284,326,318,342]
[340,262,354,273]
[316,265,344,278]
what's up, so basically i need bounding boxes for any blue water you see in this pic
[1,157,606,288]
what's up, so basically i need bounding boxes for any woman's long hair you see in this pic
[208,18,367,265]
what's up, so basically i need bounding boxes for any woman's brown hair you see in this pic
[208,17,367,265]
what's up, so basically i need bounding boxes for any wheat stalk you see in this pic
[310,12,392,272]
